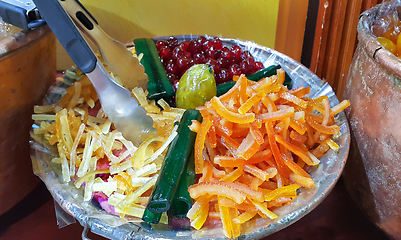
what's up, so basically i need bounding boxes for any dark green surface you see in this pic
[133,38,175,105]
[142,208,162,224]
[169,150,196,218]
[144,109,201,223]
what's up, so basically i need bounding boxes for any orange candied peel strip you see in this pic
[330,100,350,117]
[186,70,350,238]
[210,96,255,124]
[256,107,295,123]
[238,91,266,114]
[188,182,246,204]
[194,117,213,174]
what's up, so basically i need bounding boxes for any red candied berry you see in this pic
[212,37,223,50]
[217,56,230,69]
[165,61,178,74]
[214,49,222,59]
[176,57,190,74]
[167,73,179,83]
[246,57,256,73]
[159,46,172,60]
[202,40,213,52]
[179,41,190,52]
[172,79,180,91]
[188,40,202,55]
[253,61,264,72]
[231,45,242,60]
[193,52,206,64]
[204,46,218,59]
[240,50,253,61]
[156,40,167,51]
[228,64,242,79]
[246,56,255,66]
[197,36,207,45]
[184,51,192,59]
[221,47,234,63]
[188,59,195,68]
[240,60,252,75]
[163,59,174,68]
[217,68,230,84]
[206,58,221,74]
[166,36,179,49]
[172,47,185,60]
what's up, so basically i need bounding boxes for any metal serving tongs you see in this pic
[32,0,157,146]
[59,0,148,91]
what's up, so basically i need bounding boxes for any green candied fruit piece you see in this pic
[176,64,217,109]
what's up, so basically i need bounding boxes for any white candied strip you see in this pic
[57,143,70,183]
[92,181,118,192]
[117,174,158,210]
[115,132,138,156]
[131,177,153,187]
[108,192,126,206]
[84,177,95,201]
[70,123,86,176]
[110,160,133,175]
[101,119,112,134]
[76,131,94,177]
[87,115,107,124]
[130,163,157,179]
[31,114,57,121]
[115,204,146,218]
[144,125,178,165]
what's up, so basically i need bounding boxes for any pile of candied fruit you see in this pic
[156,36,264,89]
[374,14,401,56]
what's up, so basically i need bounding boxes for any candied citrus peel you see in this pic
[210,96,255,124]
[188,70,349,238]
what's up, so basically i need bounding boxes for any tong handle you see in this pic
[32,0,96,73]
[0,0,44,30]
[71,0,98,25]
[59,0,108,49]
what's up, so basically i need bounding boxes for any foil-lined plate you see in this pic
[30,36,350,240]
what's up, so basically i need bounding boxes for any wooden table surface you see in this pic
[0,177,391,240]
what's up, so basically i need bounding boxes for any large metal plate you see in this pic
[30,36,350,240]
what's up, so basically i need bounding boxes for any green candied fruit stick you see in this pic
[145,109,201,214]
[246,64,280,81]
[170,150,196,218]
[216,81,236,97]
[133,38,175,106]
[133,38,160,99]
[142,207,162,224]
[145,38,175,104]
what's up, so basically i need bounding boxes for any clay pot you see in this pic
[343,2,401,239]
[0,26,56,215]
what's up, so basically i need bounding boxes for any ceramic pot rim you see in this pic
[358,1,401,79]
[0,25,51,60]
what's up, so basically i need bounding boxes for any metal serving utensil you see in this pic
[32,0,157,146]
[59,0,148,91]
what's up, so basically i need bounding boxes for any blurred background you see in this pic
[56,0,390,101]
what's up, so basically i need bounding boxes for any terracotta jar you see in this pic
[343,2,401,239]
[0,26,56,215]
